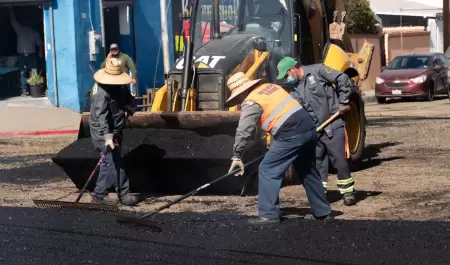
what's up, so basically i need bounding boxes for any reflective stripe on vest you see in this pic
[244,84,303,135]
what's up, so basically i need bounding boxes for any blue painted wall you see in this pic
[43,4,55,106]
[44,0,103,113]
[51,0,79,111]
[134,0,175,95]
[43,0,174,112]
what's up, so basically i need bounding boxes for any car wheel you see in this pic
[376,97,386,104]
[425,82,435,101]
[447,81,450,100]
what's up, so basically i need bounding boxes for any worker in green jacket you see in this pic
[101,43,137,85]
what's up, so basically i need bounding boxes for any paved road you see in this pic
[0,207,449,265]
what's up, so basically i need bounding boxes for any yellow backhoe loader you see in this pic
[52,0,374,195]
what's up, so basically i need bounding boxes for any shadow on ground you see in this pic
[0,206,449,264]
[352,142,404,172]
[0,154,67,185]
[379,96,447,105]
[325,190,382,204]
[367,116,450,128]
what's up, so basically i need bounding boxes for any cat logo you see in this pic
[175,55,226,69]
[196,62,209,68]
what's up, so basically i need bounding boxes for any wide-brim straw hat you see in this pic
[94,57,132,85]
[226,72,261,105]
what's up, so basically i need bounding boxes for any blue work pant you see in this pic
[93,145,131,199]
[18,54,38,92]
[258,128,331,218]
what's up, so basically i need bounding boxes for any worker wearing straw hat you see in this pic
[226,72,332,225]
[89,57,139,207]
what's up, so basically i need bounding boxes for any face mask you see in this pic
[285,76,298,85]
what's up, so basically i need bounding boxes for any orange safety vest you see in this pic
[244,83,303,134]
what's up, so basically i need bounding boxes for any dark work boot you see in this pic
[343,192,357,206]
[90,194,118,205]
[248,216,281,225]
[120,193,139,206]
[303,214,334,221]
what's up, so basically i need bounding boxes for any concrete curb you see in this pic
[0,129,79,136]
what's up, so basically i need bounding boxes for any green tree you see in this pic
[345,0,379,34]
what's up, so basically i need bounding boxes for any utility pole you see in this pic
[444,0,450,51]
[160,0,171,77]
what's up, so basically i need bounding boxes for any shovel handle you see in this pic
[316,112,340,133]
[140,154,266,220]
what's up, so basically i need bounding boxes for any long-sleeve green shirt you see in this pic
[100,52,137,78]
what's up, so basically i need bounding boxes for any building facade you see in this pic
[0,0,175,113]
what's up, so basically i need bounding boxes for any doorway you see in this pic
[0,3,47,99]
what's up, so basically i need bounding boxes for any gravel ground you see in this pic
[2,99,450,221]
[1,98,450,263]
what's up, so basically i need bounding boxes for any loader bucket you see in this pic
[52,111,267,195]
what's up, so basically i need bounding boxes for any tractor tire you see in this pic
[345,92,366,170]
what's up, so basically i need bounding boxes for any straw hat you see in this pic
[226,72,261,104]
[94,57,132,85]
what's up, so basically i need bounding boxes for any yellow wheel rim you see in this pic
[345,102,361,154]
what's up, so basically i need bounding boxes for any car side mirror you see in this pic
[380,66,386,71]
[434,65,443,71]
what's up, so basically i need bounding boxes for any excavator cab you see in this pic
[52,0,372,196]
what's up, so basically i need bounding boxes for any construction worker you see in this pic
[101,43,137,86]
[276,57,357,206]
[89,57,139,206]
[226,72,333,225]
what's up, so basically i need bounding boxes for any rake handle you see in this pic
[75,152,106,202]
[140,154,266,220]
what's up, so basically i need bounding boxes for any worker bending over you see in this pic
[89,57,139,206]
[226,72,332,225]
[277,57,356,206]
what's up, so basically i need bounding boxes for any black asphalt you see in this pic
[0,206,449,264]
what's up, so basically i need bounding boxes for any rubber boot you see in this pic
[90,194,118,205]
[303,214,334,221]
[120,193,139,206]
[342,192,357,206]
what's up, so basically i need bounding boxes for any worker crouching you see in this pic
[226,72,333,225]
[89,58,139,207]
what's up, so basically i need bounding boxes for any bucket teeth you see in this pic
[33,200,119,212]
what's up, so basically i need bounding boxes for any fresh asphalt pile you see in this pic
[0,207,448,265]
[53,128,265,195]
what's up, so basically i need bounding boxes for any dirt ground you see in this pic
[2,97,450,221]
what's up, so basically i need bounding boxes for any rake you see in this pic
[33,114,132,212]
[33,146,119,212]
[114,154,266,231]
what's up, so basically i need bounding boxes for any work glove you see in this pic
[104,133,115,151]
[229,157,245,176]
[338,103,350,114]
[125,106,136,117]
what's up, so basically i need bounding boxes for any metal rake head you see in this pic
[33,199,119,212]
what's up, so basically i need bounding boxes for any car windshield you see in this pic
[387,56,430,70]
